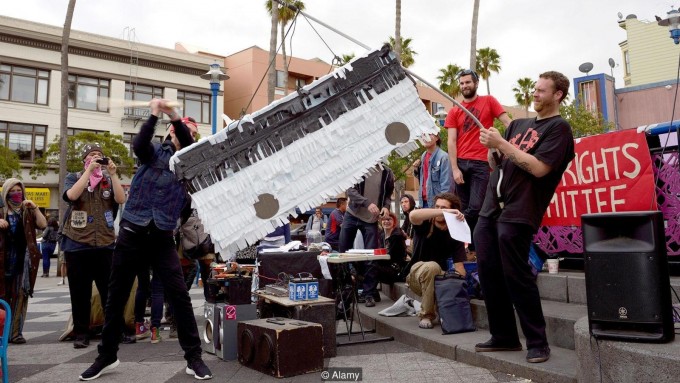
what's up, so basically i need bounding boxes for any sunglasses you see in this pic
[457,69,479,81]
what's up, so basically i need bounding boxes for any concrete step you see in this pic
[384,281,587,350]
[357,298,577,383]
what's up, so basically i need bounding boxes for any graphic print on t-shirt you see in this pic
[462,106,482,134]
[509,128,540,153]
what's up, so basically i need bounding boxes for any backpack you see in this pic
[181,209,214,259]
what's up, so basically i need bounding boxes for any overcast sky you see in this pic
[2,0,675,110]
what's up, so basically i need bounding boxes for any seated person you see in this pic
[405,192,466,329]
[364,212,408,292]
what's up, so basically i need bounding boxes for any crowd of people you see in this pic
[0,69,575,380]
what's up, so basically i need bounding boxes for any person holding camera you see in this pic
[62,143,126,349]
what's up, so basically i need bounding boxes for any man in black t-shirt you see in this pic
[405,192,467,330]
[474,71,575,364]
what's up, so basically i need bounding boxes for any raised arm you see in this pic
[480,127,552,177]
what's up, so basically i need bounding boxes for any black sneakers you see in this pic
[364,296,376,307]
[74,335,90,349]
[526,346,551,363]
[79,357,120,381]
[474,338,523,352]
[186,358,213,380]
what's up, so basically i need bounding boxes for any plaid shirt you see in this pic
[122,115,188,231]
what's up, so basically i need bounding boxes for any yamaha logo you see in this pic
[618,307,628,319]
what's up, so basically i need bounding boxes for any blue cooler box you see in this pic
[288,273,319,301]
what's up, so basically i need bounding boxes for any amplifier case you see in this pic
[214,303,258,360]
[260,300,336,358]
[202,302,215,354]
[238,318,323,378]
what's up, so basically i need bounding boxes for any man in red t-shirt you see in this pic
[445,69,512,257]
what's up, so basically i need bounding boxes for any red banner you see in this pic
[542,129,656,226]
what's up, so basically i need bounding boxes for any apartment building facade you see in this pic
[0,16,223,216]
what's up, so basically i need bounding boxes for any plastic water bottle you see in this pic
[447,258,454,271]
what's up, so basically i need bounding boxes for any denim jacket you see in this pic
[122,115,192,231]
[417,147,452,207]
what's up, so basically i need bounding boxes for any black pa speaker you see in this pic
[582,211,674,342]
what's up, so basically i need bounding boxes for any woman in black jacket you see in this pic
[377,212,408,283]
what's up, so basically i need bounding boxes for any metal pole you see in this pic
[211,82,219,135]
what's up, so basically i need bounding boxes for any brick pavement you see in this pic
[7,273,531,382]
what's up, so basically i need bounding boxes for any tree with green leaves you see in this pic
[30,132,135,180]
[475,47,501,95]
[338,53,355,65]
[385,124,447,207]
[437,64,464,99]
[386,36,417,68]
[513,77,535,117]
[560,100,612,138]
[0,142,21,180]
[266,0,305,95]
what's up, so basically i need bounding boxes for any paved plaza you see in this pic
[7,273,531,382]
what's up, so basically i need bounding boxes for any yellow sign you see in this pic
[0,187,51,208]
[26,188,50,208]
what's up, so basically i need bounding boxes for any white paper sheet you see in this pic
[442,211,472,243]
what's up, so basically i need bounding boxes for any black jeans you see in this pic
[474,217,548,349]
[453,159,490,251]
[65,248,113,339]
[98,220,202,361]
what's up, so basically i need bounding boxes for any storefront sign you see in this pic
[542,129,656,226]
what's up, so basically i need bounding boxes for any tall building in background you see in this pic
[0,16,223,216]
[574,13,680,130]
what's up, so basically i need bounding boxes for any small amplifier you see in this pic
[214,303,258,360]
[238,318,323,378]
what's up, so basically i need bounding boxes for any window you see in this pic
[294,77,307,89]
[0,121,46,161]
[177,91,211,124]
[67,127,101,136]
[578,80,600,116]
[0,64,49,105]
[123,132,163,159]
[68,75,109,112]
[623,51,631,76]
[432,102,443,115]
[276,70,286,88]
[125,83,163,118]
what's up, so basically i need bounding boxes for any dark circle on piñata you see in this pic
[254,193,279,219]
[384,122,410,145]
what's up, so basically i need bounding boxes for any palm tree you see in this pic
[513,77,535,117]
[60,0,77,222]
[266,0,278,103]
[437,64,464,99]
[338,53,355,65]
[395,0,402,65]
[476,47,501,95]
[266,0,305,95]
[386,36,417,68]
[470,0,480,69]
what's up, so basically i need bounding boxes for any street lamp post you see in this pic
[434,105,448,127]
[200,62,229,135]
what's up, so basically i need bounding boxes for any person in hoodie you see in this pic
[0,178,47,343]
